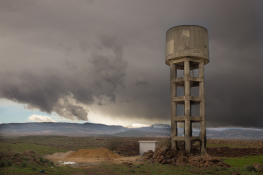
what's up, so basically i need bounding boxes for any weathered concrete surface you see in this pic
[167,25,209,155]
[165,25,209,66]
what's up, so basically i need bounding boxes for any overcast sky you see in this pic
[0,0,262,128]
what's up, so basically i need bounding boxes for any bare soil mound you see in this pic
[68,148,122,159]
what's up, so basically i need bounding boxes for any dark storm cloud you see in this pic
[134,77,150,88]
[0,0,262,127]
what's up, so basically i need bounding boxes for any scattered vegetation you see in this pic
[0,136,262,174]
[222,155,263,167]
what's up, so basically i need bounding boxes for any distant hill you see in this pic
[0,122,262,140]
[0,122,128,137]
[112,129,170,137]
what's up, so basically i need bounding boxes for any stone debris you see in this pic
[142,146,231,168]
[231,172,246,175]
[253,163,263,172]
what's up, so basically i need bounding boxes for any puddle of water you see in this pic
[59,161,76,165]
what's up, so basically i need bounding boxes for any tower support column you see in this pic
[170,63,177,150]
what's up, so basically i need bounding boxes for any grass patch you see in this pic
[221,155,263,167]
[0,143,69,155]
[0,164,84,175]
[207,143,261,148]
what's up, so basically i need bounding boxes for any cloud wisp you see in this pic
[28,115,56,122]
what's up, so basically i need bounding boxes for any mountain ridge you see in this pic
[0,122,262,140]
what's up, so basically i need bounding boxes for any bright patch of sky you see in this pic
[0,99,156,126]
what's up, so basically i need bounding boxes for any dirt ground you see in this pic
[43,150,142,168]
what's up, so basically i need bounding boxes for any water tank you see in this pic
[165,25,209,66]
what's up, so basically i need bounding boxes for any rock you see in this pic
[224,163,231,167]
[166,160,172,164]
[22,150,31,156]
[122,161,132,165]
[205,158,212,162]
[171,162,177,166]
[253,163,263,172]
[231,172,241,175]
[139,163,144,166]
[217,147,222,154]
[161,160,166,164]
[190,161,199,167]
[205,161,213,167]
[29,150,36,154]
[147,150,153,153]
[176,156,189,164]
[217,162,224,167]
[177,150,187,157]
[160,146,169,152]
[185,150,190,156]
[211,157,221,162]
[200,160,206,164]
[142,152,148,157]
[146,153,154,159]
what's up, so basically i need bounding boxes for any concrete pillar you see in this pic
[170,62,177,150]
[199,60,206,155]
[184,60,191,153]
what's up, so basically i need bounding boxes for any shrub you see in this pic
[214,168,220,171]
[0,151,6,155]
[50,161,54,166]
[245,165,256,172]
[38,157,44,162]
[6,160,13,167]
[23,157,29,161]
[22,161,27,167]
[0,160,5,167]
[31,166,37,170]
[14,153,19,156]
[221,167,227,170]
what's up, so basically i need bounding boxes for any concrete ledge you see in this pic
[172,116,202,122]
[171,136,205,142]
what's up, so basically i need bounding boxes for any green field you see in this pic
[223,155,263,167]
[0,142,69,155]
[207,143,261,148]
[1,158,263,175]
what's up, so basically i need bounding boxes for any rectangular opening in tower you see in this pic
[178,141,185,150]
[190,103,200,116]
[176,104,184,116]
[177,122,184,136]
[192,122,200,136]
[190,85,199,96]
[189,61,199,77]
[177,87,184,97]
[191,140,201,154]
[175,62,184,78]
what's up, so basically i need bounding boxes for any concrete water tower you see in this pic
[165,25,209,155]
